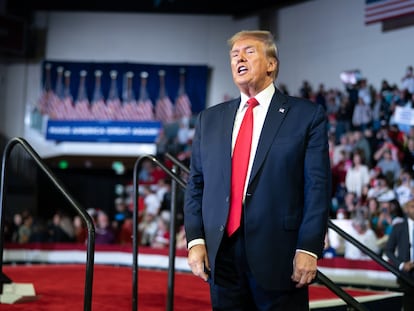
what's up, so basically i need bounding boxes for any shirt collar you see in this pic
[240,83,275,110]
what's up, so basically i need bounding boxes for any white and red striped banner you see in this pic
[365,0,414,24]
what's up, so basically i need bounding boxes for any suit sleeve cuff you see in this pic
[188,238,205,250]
[296,249,318,259]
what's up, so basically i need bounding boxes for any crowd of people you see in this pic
[3,156,189,250]
[309,65,414,260]
[4,65,414,259]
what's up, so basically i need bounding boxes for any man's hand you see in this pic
[188,244,210,281]
[402,261,414,272]
[291,251,317,288]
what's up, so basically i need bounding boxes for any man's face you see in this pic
[230,37,276,93]
[405,201,414,221]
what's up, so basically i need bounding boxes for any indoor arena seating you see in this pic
[1,242,404,310]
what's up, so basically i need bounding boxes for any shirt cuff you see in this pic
[188,238,205,250]
[296,249,318,259]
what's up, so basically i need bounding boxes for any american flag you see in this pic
[37,90,53,115]
[136,98,155,121]
[155,96,174,124]
[120,100,138,121]
[91,99,111,120]
[107,98,122,120]
[365,0,414,24]
[74,99,92,120]
[47,94,65,120]
[174,93,192,120]
[62,96,75,120]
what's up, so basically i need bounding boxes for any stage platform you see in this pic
[2,243,403,310]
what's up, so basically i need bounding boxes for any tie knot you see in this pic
[247,97,259,108]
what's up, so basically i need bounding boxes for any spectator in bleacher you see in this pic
[150,210,170,249]
[371,199,395,244]
[48,210,75,242]
[334,96,353,144]
[390,199,405,227]
[332,132,352,166]
[371,91,388,132]
[402,137,414,175]
[336,191,358,220]
[380,79,393,105]
[367,197,380,220]
[95,210,116,245]
[139,211,158,246]
[351,130,372,167]
[375,146,401,186]
[352,97,372,132]
[345,149,371,198]
[331,149,351,215]
[139,185,161,246]
[9,212,23,243]
[112,198,132,229]
[401,65,414,97]
[159,179,185,229]
[388,124,406,158]
[384,198,414,311]
[367,173,396,203]
[357,78,372,106]
[374,124,401,160]
[27,216,49,243]
[138,158,166,185]
[395,170,414,208]
[17,211,33,244]
[73,215,87,244]
[344,212,379,260]
[176,116,193,153]
[299,80,312,100]
[315,83,327,110]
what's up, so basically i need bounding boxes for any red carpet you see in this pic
[0,264,400,310]
[0,265,210,311]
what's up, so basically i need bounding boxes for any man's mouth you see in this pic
[237,66,247,74]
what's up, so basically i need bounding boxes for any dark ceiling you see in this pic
[5,0,311,19]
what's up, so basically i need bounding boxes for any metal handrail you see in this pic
[316,270,369,311]
[165,153,190,175]
[327,220,414,288]
[0,137,95,311]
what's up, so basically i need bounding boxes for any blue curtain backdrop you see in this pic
[42,60,209,114]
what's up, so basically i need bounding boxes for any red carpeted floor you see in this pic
[0,264,398,310]
[0,264,210,311]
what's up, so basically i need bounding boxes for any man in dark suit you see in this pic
[184,30,331,310]
[385,199,414,311]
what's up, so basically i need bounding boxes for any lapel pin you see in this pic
[279,108,285,113]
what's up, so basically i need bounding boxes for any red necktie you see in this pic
[227,97,259,236]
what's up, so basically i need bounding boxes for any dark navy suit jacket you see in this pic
[184,88,331,291]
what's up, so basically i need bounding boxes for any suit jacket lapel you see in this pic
[249,89,290,184]
[221,98,239,189]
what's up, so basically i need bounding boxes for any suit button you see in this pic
[219,225,225,231]
[225,196,229,202]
